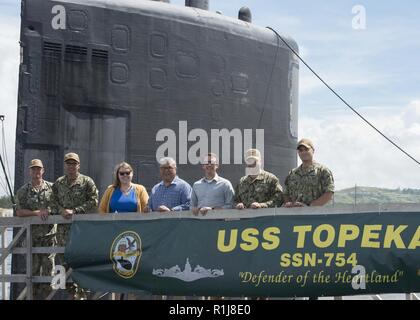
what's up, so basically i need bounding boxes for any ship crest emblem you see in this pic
[110,231,142,278]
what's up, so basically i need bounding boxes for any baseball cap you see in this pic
[64,152,80,163]
[29,159,43,168]
[297,138,314,150]
[245,148,261,162]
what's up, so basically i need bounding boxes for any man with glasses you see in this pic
[15,159,54,299]
[191,153,235,216]
[235,149,283,210]
[51,152,98,299]
[146,157,191,212]
[283,138,334,207]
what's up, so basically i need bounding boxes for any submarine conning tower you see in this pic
[15,0,299,194]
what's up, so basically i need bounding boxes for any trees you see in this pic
[0,195,12,208]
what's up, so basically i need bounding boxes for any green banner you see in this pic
[65,211,420,297]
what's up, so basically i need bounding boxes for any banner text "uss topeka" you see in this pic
[217,224,420,252]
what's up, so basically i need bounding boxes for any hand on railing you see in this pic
[37,209,50,221]
[61,209,74,220]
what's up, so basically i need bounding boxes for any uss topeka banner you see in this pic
[65,209,420,297]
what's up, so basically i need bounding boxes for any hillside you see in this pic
[0,195,12,208]
[1,187,420,209]
[333,186,420,205]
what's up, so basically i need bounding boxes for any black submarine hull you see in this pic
[15,0,299,194]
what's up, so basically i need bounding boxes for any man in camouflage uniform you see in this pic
[283,138,334,207]
[235,149,283,209]
[16,159,54,300]
[51,152,98,299]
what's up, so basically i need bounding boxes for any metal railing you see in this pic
[0,214,68,300]
[0,209,12,300]
[1,205,420,300]
[1,224,8,299]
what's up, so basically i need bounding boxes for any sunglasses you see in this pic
[118,171,131,176]
[65,161,78,166]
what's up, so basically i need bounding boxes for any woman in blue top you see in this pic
[99,162,149,214]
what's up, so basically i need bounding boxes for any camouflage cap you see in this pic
[245,148,261,161]
[64,152,80,163]
[29,159,43,168]
[297,138,314,150]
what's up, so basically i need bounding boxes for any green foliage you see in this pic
[334,186,420,204]
[0,195,13,208]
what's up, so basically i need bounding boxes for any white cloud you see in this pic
[299,65,385,96]
[299,100,420,190]
[401,100,420,127]
[291,15,420,97]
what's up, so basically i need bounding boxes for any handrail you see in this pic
[1,203,420,226]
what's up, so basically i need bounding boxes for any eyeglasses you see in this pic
[160,166,175,170]
[246,163,257,168]
[65,161,78,166]
[204,162,217,166]
[118,171,131,176]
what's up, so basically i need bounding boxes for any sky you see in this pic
[1,0,420,195]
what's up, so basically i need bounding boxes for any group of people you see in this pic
[15,137,334,299]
